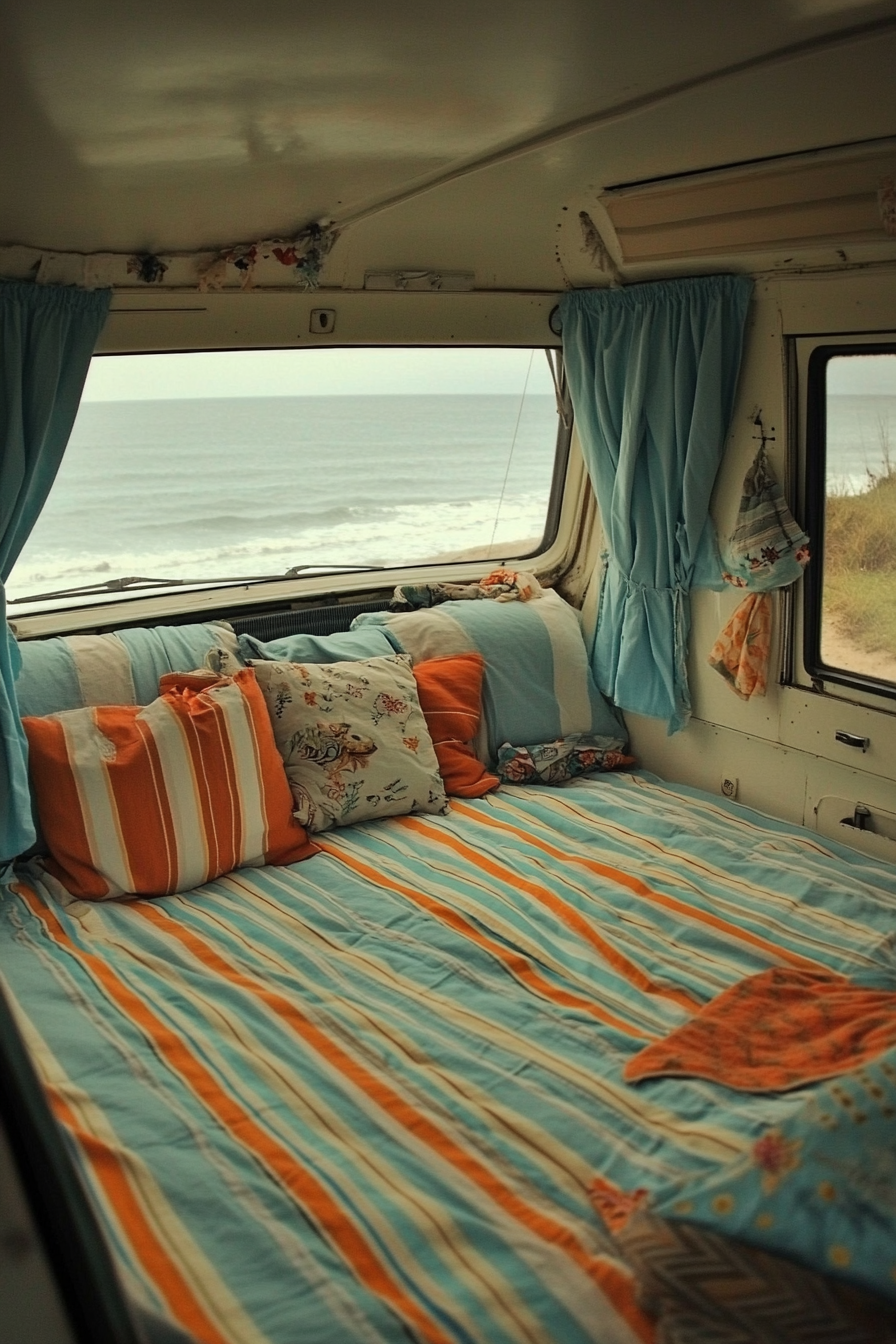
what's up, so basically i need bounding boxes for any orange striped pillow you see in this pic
[23,668,317,900]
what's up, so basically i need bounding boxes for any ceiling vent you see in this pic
[600,141,896,263]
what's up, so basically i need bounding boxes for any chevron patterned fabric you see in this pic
[612,1211,896,1344]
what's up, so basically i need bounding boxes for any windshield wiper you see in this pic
[9,575,191,604]
[281,564,386,577]
[9,566,387,606]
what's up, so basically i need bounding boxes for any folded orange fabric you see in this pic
[412,654,500,798]
[624,966,896,1092]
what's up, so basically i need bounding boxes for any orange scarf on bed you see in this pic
[624,967,896,1092]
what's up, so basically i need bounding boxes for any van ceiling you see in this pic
[2,1,895,289]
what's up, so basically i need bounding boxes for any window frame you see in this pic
[803,340,896,704]
[9,342,574,628]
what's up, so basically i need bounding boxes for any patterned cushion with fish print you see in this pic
[649,1045,896,1303]
[251,655,448,832]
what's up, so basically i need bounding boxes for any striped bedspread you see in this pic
[1,774,894,1344]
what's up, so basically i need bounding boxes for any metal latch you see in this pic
[835,730,870,752]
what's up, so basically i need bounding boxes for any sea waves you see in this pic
[9,493,549,599]
[9,394,558,602]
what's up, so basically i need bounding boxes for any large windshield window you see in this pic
[9,347,563,607]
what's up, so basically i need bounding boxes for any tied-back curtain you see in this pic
[1,280,111,864]
[559,275,753,734]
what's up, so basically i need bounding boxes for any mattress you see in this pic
[1,773,894,1344]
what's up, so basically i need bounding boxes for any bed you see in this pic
[3,765,896,1344]
[4,597,896,1343]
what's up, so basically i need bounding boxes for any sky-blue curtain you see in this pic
[559,275,753,734]
[1,280,111,865]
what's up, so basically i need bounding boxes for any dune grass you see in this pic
[823,457,896,660]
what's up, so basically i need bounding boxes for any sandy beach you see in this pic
[822,622,896,684]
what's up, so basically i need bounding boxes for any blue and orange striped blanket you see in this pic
[1,773,894,1343]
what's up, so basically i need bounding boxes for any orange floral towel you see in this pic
[624,967,896,1092]
[708,591,771,699]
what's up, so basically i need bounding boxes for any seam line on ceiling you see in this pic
[334,15,896,232]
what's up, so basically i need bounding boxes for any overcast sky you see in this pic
[81,347,557,400]
[827,353,896,395]
[80,346,895,401]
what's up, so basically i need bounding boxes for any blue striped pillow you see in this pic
[15,621,242,717]
[353,591,625,765]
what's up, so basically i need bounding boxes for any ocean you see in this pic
[826,394,896,493]
[9,394,559,602]
[8,391,893,605]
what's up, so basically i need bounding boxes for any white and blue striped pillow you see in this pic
[15,621,242,718]
[353,590,625,765]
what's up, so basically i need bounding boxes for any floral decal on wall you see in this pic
[126,253,169,284]
[0,218,341,292]
[196,220,340,292]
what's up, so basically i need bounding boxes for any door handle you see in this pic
[835,730,869,752]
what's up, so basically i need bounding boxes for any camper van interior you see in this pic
[2,3,896,1341]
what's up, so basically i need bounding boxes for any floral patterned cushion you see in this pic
[650,1046,896,1303]
[252,655,448,832]
[495,733,635,785]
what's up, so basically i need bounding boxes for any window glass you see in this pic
[8,347,563,608]
[811,350,896,690]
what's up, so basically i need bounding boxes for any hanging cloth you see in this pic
[1,280,111,866]
[709,444,810,698]
[707,591,772,699]
[560,275,753,734]
[721,443,810,591]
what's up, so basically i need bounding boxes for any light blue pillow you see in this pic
[117,623,244,704]
[14,637,82,719]
[652,1046,896,1302]
[353,590,625,765]
[15,621,241,717]
[237,627,397,665]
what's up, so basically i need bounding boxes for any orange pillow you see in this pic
[23,668,317,900]
[412,655,499,798]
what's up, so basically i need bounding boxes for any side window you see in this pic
[804,346,896,698]
[8,346,567,614]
